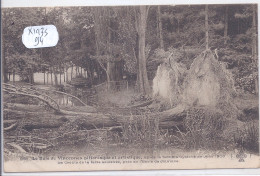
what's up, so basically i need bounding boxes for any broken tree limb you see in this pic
[4,122,18,132]
[3,88,61,113]
[7,143,27,153]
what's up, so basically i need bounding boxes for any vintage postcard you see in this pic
[1,3,259,173]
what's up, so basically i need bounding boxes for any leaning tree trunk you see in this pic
[106,62,112,90]
[205,5,209,50]
[136,6,151,95]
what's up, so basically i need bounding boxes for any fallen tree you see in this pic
[3,87,96,114]
[3,87,61,113]
[4,89,254,133]
[4,102,186,130]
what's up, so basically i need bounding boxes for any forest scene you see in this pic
[2,4,259,164]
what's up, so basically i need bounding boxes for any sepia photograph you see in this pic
[1,3,259,172]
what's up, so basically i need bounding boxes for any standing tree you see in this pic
[224,6,229,45]
[135,6,151,95]
[252,4,258,94]
[157,6,164,50]
[2,10,9,83]
[2,8,44,83]
[205,5,209,50]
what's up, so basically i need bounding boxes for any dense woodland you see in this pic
[2,4,258,94]
[2,4,259,159]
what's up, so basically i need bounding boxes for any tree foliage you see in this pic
[2,4,258,93]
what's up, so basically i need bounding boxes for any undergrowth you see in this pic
[120,112,161,149]
[233,121,259,153]
[178,107,228,150]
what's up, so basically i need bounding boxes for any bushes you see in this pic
[219,48,258,94]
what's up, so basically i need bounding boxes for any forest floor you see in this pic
[3,82,259,162]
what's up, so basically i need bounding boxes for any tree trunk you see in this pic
[177,18,180,34]
[2,48,9,83]
[32,71,34,84]
[252,5,258,94]
[107,62,111,90]
[205,5,209,50]
[2,10,9,83]
[86,64,93,85]
[54,72,58,86]
[47,72,49,84]
[28,68,34,84]
[66,66,68,82]
[137,6,151,95]
[59,67,62,85]
[85,70,87,78]
[51,69,53,85]
[43,71,46,85]
[237,18,240,34]
[158,6,164,49]
[12,70,15,83]
[71,65,73,80]
[64,67,66,82]
[224,6,228,45]
[93,7,106,85]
